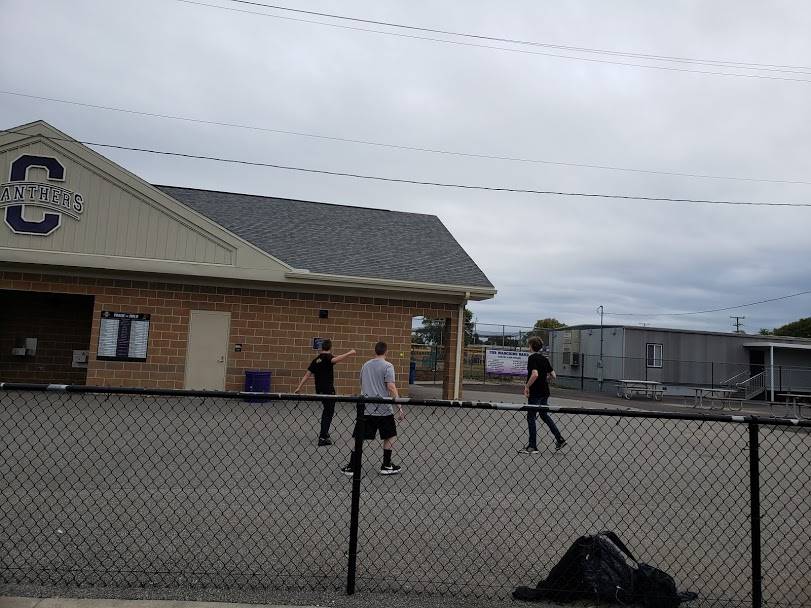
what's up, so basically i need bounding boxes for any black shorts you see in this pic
[353,414,397,440]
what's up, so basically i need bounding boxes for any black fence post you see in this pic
[580,357,585,390]
[346,399,365,595]
[778,366,782,392]
[711,361,715,387]
[748,420,763,608]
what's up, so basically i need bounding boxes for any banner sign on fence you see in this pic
[485,349,529,376]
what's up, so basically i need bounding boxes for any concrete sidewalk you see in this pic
[0,595,566,608]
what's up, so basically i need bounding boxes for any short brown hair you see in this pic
[320,339,332,352]
[374,341,388,356]
[527,336,543,352]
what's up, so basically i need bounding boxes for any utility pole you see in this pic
[731,315,746,334]
[597,305,604,388]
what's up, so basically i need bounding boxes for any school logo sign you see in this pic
[0,154,85,236]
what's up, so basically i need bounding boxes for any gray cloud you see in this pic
[2,0,810,335]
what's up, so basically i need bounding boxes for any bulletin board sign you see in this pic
[97,311,151,362]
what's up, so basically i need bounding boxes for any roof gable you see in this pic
[0,121,290,280]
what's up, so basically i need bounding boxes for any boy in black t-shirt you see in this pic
[294,339,356,446]
[519,336,566,454]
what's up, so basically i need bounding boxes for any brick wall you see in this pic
[0,289,93,384]
[0,272,461,397]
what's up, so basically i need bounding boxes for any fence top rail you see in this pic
[3,382,810,428]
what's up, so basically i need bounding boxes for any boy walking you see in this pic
[520,336,566,453]
[342,341,405,476]
[294,339,356,446]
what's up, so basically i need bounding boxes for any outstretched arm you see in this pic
[294,371,313,394]
[331,349,357,364]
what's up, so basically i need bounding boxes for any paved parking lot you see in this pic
[1,390,809,607]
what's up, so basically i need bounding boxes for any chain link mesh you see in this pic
[1,390,353,590]
[1,388,809,607]
[760,424,811,607]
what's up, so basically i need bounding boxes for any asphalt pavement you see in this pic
[2,388,809,608]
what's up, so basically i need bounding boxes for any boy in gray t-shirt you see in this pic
[342,341,405,476]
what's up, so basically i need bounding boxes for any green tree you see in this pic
[758,328,773,336]
[533,318,566,331]
[413,308,476,345]
[526,317,566,347]
[463,308,476,345]
[773,317,811,338]
[413,318,444,345]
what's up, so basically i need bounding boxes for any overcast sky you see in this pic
[3,0,810,333]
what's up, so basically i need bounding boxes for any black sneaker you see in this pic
[379,464,401,475]
[318,437,333,447]
[518,446,539,455]
[341,465,355,477]
[555,439,567,451]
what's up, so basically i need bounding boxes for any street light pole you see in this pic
[598,305,604,389]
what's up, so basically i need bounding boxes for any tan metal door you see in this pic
[184,310,231,390]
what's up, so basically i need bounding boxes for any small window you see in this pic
[646,343,663,368]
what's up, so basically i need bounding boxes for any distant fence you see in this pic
[411,344,811,397]
[1,383,810,607]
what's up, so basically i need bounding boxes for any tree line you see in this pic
[760,316,811,338]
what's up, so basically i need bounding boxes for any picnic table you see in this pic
[777,392,811,419]
[689,387,738,409]
[616,380,663,400]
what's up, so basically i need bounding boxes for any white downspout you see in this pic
[453,299,466,399]
[770,346,775,402]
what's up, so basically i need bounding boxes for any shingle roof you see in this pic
[156,186,494,289]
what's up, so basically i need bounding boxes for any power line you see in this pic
[604,289,811,317]
[6,89,811,187]
[3,127,810,208]
[215,0,811,73]
[172,0,811,83]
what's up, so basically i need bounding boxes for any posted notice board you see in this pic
[97,311,151,362]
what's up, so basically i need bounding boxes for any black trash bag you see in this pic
[513,531,635,603]
[635,562,699,608]
[513,531,698,606]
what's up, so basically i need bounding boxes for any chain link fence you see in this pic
[1,384,809,607]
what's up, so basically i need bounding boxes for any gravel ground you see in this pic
[1,390,809,608]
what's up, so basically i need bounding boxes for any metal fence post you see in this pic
[748,420,762,608]
[346,399,365,595]
[580,357,585,390]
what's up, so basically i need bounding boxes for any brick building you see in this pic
[0,121,495,398]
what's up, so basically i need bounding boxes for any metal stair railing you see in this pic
[740,371,767,400]
[721,370,749,387]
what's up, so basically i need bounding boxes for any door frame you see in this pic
[184,309,231,390]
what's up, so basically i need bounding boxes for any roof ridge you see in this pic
[154,184,436,218]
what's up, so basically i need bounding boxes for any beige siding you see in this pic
[0,140,234,265]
